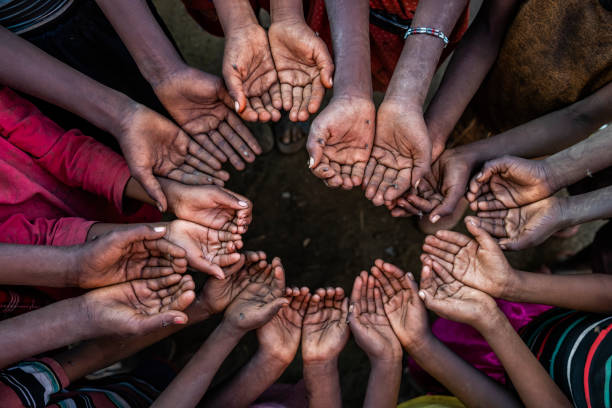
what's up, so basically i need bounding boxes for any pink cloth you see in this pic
[0,87,159,246]
[408,299,553,387]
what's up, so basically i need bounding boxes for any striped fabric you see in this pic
[0,0,73,34]
[519,309,612,408]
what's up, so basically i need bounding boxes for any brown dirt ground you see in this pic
[148,2,603,406]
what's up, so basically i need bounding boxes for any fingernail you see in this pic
[154,226,166,233]
[157,203,163,212]
[418,290,426,300]
[173,317,186,324]
[238,200,248,207]
[431,215,440,224]
[415,179,421,189]
[418,211,423,218]
[329,77,333,86]
[407,272,414,280]
[476,172,483,180]
[243,151,249,157]
[349,303,354,313]
[234,101,240,112]
[309,157,314,168]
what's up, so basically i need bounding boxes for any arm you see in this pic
[303,360,342,408]
[425,0,519,154]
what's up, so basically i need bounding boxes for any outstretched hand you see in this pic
[153,65,262,171]
[223,23,282,123]
[307,96,375,189]
[268,18,334,121]
[364,104,432,206]
[467,156,557,211]
[421,217,517,298]
[84,273,195,336]
[78,225,188,289]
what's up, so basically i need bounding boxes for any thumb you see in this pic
[138,311,188,334]
[262,297,290,320]
[306,123,328,169]
[192,257,226,280]
[225,72,248,114]
[465,216,499,249]
[213,187,251,210]
[429,186,463,223]
[411,161,432,192]
[133,168,167,212]
[314,43,334,89]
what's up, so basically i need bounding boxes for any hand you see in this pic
[83,274,195,336]
[369,260,430,351]
[164,180,253,233]
[223,257,289,333]
[307,96,375,189]
[154,65,262,171]
[223,23,282,122]
[467,156,556,211]
[118,103,230,211]
[348,272,403,362]
[257,285,310,365]
[197,251,267,317]
[301,287,349,363]
[364,104,432,205]
[77,226,188,289]
[418,260,499,331]
[389,176,443,218]
[268,18,334,121]
[421,217,517,298]
[165,220,243,279]
[473,196,565,251]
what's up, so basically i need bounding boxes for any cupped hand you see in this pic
[165,220,243,279]
[258,285,310,365]
[78,225,188,289]
[84,274,196,336]
[223,23,282,123]
[268,18,334,121]
[364,104,432,205]
[390,176,443,218]
[467,156,557,211]
[301,287,350,363]
[421,217,516,298]
[418,261,498,330]
[369,260,430,350]
[307,96,375,189]
[153,65,262,171]
[164,180,253,233]
[118,103,230,211]
[474,196,565,250]
[348,272,403,361]
[223,257,289,333]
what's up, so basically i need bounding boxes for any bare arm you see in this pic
[0,245,78,287]
[303,360,342,408]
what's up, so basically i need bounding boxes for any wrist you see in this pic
[473,305,506,335]
[141,53,186,88]
[370,356,402,372]
[76,295,107,339]
[303,357,339,373]
[254,348,292,372]
[381,95,424,114]
[402,331,435,354]
[65,246,84,288]
[270,0,304,24]
[541,156,568,193]
[219,318,249,339]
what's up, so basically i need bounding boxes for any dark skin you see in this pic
[422,217,612,313]
[420,259,572,408]
[269,0,334,121]
[308,0,374,190]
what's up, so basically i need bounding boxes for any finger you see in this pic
[213,253,243,267]
[431,260,455,284]
[138,311,189,332]
[474,197,506,212]
[193,133,228,163]
[133,168,167,212]
[405,193,438,213]
[366,275,376,314]
[209,130,245,170]
[239,98,260,122]
[373,287,385,315]
[424,234,462,255]
[271,257,286,289]
[383,168,412,202]
[340,165,354,190]
[280,83,293,111]
[218,122,256,164]
[370,265,395,298]
[424,253,454,272]
[250,96,271,122]
[374,167,398,206]
[209,186,251,210]
[261,91,281,122]
[187,141,223,170]
[350,275,363,308]
[306,292,321,315]
[309,77,325,115]
[289,86,303,122]
[429,186,465,223]
[422,243,455,264]
[350,162,366,186]
[298,84,312,122]
[396,197,421,215]
[306,124,328,169]
[333,287,344,309]
[476,209,508,219]
[262,297,291,320]
[419,264,437,299]
[190,257,226,279]
[225,71,248,115]
[362,158,377,188]
[465,216,503,250]
[226,112,262,155]
[365,164,386,202]
[140,266,176,279]
[269,82,283,111]
[326,162,344,188]
[323,287,335,308]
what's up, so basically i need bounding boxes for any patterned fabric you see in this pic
[519,308,612,408]
[0,0,73,34]
[179,0,470,91]
[0,287,52,320]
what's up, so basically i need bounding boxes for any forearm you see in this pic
[87,221,166,241]
[152,322,243,407]
[325,0,371,98]
[478,312,571,408]
[0,244,79,287]
[0,297,97,368]
[213,0,259,34]
[406,336,519,408]
[0,27,132,137]
[544,125,612,191]
[363,359,402,408]
[303,360,342,408]
[425,0,518,144]
[270,0,304,23]
[386,0,468,107]
[94,0,184,86]
[506,268,612,313]
[203,350,288,408]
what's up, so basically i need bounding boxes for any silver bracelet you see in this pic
[404,27,449,48]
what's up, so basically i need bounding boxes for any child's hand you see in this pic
[473,196,565,250]
[78,226,188,289]
[164,181,253,234]
[83,274,195,336]
[301,287,350,364]
[370,260,430,351]
[422,217,518,298]
[165,220,243,279]
[467,156,556,211]
[418,259,498,330]
[223,257,289,334]
[348,272,403,362]
[257,286,310,365]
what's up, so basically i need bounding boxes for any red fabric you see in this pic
[0,87,159,248]
[180,0,470,91]
[0,286,53,319]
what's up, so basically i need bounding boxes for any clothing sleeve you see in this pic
[0,87,130,211]
[0,358,70,408]
[0,214,95,246]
